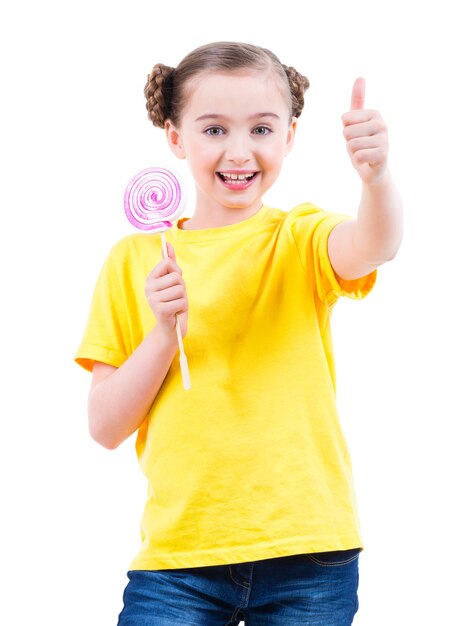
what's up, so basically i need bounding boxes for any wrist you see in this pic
[150,324,179,354]
[361,167,392,190]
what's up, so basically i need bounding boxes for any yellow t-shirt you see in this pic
[75,202,376,570]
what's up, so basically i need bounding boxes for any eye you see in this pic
[253,126,272,136]
[205,126,225,136]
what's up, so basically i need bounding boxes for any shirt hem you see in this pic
[128,534,364,570]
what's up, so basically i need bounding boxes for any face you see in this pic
[165,70,296,220]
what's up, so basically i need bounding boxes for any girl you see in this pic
[75,41,403,625]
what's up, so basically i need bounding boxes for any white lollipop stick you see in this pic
[160,232,191,390]
[124,166,191,390]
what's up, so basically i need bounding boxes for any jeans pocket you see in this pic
[304,548,361,566]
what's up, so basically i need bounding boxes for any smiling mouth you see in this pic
[216,171,259,185]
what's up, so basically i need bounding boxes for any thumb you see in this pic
[166,241,176,261]
[350,77,366,111]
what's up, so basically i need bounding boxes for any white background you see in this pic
[1,1,461,624]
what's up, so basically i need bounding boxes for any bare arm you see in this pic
[328,78,404,280]
[88,329,178,449]
[88,243,188,449]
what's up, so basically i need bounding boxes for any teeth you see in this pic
[219,172,255,181]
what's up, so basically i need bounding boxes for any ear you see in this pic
[165,119,186,160]
[284,117,297,157]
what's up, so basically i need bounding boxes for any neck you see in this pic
[181,193,263,231]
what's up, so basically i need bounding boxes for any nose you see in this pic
[224,133,252,164]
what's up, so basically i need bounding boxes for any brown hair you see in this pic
[144,41,310,129]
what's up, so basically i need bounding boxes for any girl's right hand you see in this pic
[145,242,188,340]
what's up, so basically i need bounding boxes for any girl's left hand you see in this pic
[342,78,389,184]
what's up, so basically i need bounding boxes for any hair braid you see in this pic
[283,65,310,118]
[144,63,175,129]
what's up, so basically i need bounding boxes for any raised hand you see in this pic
[342,78,388,184]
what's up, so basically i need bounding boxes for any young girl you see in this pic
[75,41,402,625]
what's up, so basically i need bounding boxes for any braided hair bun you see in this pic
[144,63,175,129]
[283,65,310,118]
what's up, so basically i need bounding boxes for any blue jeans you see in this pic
[117,548,360,625]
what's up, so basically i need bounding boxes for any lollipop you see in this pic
[124,166,191,390]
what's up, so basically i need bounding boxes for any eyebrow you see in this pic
[195,112,281,122]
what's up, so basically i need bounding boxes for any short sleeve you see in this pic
[288,203,377,305]
[74,241,132,373]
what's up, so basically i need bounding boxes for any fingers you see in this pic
[342,113,386,145]
[148,270,185,292]
[146,259,186,300]
[150,284,188,311]
[145,244,188,331]
[348,145,387,166]
[150,255,183,279]
[145,266,188,322]
[350,77,366,111]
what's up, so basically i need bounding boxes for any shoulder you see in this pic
[284,202,325,229]
[93,233,162,291]
[285,202,349,226]
[259,202,323,230]
[104,232,161,266]
[264,201,339,226]
[266,202,351,239]
[109,232,158,255]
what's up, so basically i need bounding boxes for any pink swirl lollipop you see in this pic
[124,166,191,390]
[124,166,187,233]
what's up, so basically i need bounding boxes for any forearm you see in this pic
[88,325,178,449]
[354,169,404,265]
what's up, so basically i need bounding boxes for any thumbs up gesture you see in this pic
[342,78,388,184]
